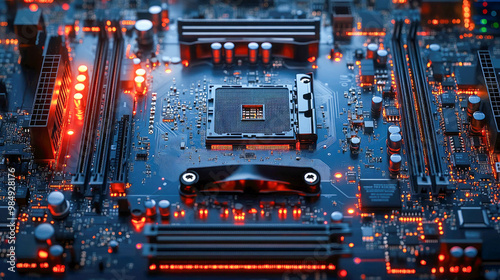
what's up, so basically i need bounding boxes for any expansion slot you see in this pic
[89,21,124,200]
[407,19,448,193]
[71,22,109,194]
[391,19,431,192]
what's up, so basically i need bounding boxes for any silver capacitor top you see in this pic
[388,133,402,154]
[158,200,171,218]
[135,19,154,47]
[367,43,378,59]
[35,223,55,244]
[144,199,157,217]
[467,95,481,117]
[48,191,70,218]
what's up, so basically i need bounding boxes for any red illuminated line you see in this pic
[150,264,336,271]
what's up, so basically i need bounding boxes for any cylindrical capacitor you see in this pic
[148,5,162,33]
[387,125,401,140]
[134,76,146,94]
[144,199,157,217]
[464,246,478,258]
[330,211,343,222]
[224,42,235,64]
[371,96,383,116]
[109,240,119,253]
[429,43,440,52]
[376,49,388,66]
[388,133,402,154]
[471,111,486,134]
[158,200,171,218]
[35,223,55,245]
[161,3,169,26]
[49,245,64,261]
[48,191,70,219]
[450,246,464,258]
[389,154,402,176]
[467,95,481,117]
[350,136,361,151]
[248,42,259,64]
[211,42,222,64]
[261,42,272,64]
[367,43,378,59]
[135,19,154,47]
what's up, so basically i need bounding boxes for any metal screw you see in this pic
[182,172,197,183]
[304,172,318,184]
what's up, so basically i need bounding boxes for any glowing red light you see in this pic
[38,250,48,259]
[62,3,70,10]
[135,68,146,76]
[334,172,343,179]
[76,74,86,83]
[78,65,88,73]
[75,83,85,91]
[29,4,38,12]
[67,130,74,136]
[74,93,83,100]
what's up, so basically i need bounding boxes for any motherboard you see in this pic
[1,0,500,279]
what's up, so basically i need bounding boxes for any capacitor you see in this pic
[161,3,169,27]
[429,43,440,52]
[450,246,464,258]
[350,136,361,151]
[261,42,272,64]
[389,154,402,176]
[211,42,222,64]
[144,199,157,217]
[131,208,144,220]
[49,245,64,261]
[161,56,171,66]
[148,5,162,33]
[388,133,402,154]
[387,125,401,140]
[135,19,154,48]
[376,49,388,66]
[109,240,119,253]
[330,211,343,222]
[248,42,259,64]
[471,111,486,134]
[224,42,235,64]
[133,57,141,70]
[367,43,378,59]
[134,76,146,94]
[35,223,55,245]
[464,246,478,258]
[371,96,383,117]
[158,200,171,218]
[48,191,70,219]
[467,95,481,117]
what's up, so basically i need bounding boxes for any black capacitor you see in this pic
[471,111,486,134]
[387,125,400,139]
[467,95,481,117]
[211,42,222,64]
[144,199,157,217]
[366,43,378,59]
[371,96,383,117]
[389,154,402,176]
[387,133,402,154]
[135,19,154,48]
[376,49,388,66]
[350,136,361,151]
[158,200,171,218]
[35,223,55,245]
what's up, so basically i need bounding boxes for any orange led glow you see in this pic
[53,264,65,273]
[182,60,189,67]
[334,172,343,179]
[347,208,355,214]
[438,254,445,261]
[76,74,86,83]
[29,4,38,12]
[165,68,172,73]
[75,83,85,91]
[67,130,74,136]
[136,243,142,250]
[211,145,232,150]
[74,93,83,100]
[245,145,289,150]
[62,3,69,10]
[78,65,88,73]
[38,250,48,259]
[135,68,146,76]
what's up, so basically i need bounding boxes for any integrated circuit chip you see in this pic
[359,179,401,211]
[442,108,459,135]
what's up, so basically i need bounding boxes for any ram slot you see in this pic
[407,20,449,193]
[143,224,351,272]
[391,19,431,193]
[71,22,109,194]
[89,21,124,200]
